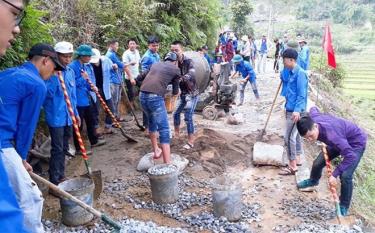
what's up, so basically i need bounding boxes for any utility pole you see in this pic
[266,3,273,41]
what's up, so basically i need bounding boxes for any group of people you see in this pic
[0,1,368,232]
[0,1,198,230]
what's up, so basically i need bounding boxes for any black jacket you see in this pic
[179,56,198,96]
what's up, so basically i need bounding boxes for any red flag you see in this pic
[322,25,337,69]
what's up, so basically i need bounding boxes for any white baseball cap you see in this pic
[90,48,101,64]
[54,41,74,54]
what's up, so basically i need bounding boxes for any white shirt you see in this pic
[122,49,141,79]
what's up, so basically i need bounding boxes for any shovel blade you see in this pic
[82,170,103,200]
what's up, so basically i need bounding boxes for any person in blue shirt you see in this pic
[278,48,308,176]
[0,1,30,232]
[298,37,310,71]
[0,43,64,233]
[69,45,106,154]
[201,45,212,68]
[140,35,161,132]
[257,35,268,74]
[91,48,116,134]
[105,39,125,122]
[43,41,80,185]
[232,54,259,106]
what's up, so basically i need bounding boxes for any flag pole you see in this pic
[316,44,324,105]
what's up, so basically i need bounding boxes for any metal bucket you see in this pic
[148,164,179,204]
[212,176,243,221]
[58,177,95,226]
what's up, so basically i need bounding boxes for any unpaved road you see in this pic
[41,61,372,232]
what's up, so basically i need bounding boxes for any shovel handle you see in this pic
[321,143,342,217]
[29,172,121,230]
[57,72,90,164]
[262,81,282,132]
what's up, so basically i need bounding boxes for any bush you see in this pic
[310,54,346,88]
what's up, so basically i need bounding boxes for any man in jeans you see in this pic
[296,107,367,216]
[136,52,180,163]
[232,54,259,106]
[106,39,125,122]
[140,36,161,132]
[278,48,308,176]
[171,41,199,149]
[43,41,80,185]
[257,35,268,74]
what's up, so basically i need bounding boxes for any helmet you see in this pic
[75,44,93,56]
[164,52,178,62]
[54,41,74,54]
[232,54,243,63]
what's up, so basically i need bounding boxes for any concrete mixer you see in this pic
[183,51,237,120]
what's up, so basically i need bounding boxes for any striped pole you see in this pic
[57,71,92,175]
[81,70,137,143]
[321,143,343,222]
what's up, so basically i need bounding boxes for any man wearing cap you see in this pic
[136,52,180,163]
[43,41,80,186]
[0,1,31,232]
[232,54,259,105]
[69,44,106,153]
[278,48,308,176]
[140,35,161,132]
[106,40,125,122]
[171,41,199,150]
[91,48,115,134]
[297,36,310,71]
[0,42,64,232]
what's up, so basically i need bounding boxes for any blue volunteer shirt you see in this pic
[0,145,29,233]
[280,56,306,96]
[235,60,257,83]
[260,40,268,54]
[299,46,310,70]
[69,60,96,106]
[284,65,308,113]
[97,56,113,100]
[141,49,161,72]
[105,49,124,85]
[0,62,47,160]
[43,67,79,128]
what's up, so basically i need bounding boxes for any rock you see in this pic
[137,153,189,173]
[225,113,244,125]
[252,142,285,166]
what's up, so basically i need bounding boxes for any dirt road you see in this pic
[41,62,370,232]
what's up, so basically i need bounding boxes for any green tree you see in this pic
[0,3,53,70]
[230,0,254,35]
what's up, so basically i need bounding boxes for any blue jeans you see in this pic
[239,80,259,104]
[310,148,364,209]
[48,125,72,184]
[173,94,199,135]
[140,92,170,144]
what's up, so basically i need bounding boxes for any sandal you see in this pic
[153,148,162,159]
[278,167,298,176]
[182,143,194,150]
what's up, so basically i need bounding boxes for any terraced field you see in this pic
[341,47,375,99]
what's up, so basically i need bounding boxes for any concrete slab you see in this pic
[253,142,285,166]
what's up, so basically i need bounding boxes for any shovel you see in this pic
[321,143,353,226]
[57,72,103,199]
[118,72,145,131]
[257,80,282,140]
[29,172,122,232]
[81,70,137,143]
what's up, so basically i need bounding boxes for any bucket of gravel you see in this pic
[148,164,179,204]
[212,176,243,221]
[57,177,94,226]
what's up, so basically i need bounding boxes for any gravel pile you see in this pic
[148,164,178,176]
[281,197,364,233]
[43,218,187,233]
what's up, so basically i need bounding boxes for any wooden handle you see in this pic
[29,172,101,217]
[262,81,282,132]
